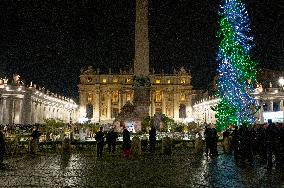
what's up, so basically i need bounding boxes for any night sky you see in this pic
[0,0,283,101]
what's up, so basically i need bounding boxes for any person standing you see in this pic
[95,127,105,158]
[223,129,231,154]
[204,126,212,156]
[0,129,5,166]
[231,126,240,160]
[122,125,131,158]
[106,128,118,154]
[30,126,41,155]
[211,127,218,156]
[149,126,156,153]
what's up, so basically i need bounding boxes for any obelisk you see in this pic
[134,0,149,76]
[133,0,150,119]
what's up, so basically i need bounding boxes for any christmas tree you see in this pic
[215,0,258,131]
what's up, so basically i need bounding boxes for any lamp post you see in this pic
[279,77,284,91]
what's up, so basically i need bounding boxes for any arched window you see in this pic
[179,104,186,118]
[86,104,93,119]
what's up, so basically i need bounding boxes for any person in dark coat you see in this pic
[30,126,41,155]
[223,129,231,154]
[211,128,218,156]
[95,127,105,158]
[106,128,118,154]
[149,126,157,153]
[239,126,253,163]
[122,126,131,158]
[204,126,212,156]
[0,130,5,165]
[231,126,240,159]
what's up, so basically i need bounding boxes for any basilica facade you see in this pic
[0,75,78,125]
[78,66,195,124]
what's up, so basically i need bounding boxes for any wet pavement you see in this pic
[0,151,284,187]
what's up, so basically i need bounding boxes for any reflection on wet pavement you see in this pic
[0,152,283,187]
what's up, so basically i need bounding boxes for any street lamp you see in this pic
[279,77,284,90]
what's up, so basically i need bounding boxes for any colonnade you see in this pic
[0,84,78,125]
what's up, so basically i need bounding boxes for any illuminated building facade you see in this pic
[0,76,78,125]
[78,66,194,124]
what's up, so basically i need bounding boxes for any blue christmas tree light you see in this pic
[215,0,258,131]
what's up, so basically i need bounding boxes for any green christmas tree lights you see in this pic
[215,0,258,131]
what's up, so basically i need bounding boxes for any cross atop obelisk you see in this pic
[134,0,149,76]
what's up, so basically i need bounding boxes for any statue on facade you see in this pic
[81,66,96,75]
[179,67,187,75]
[12,74,21,85]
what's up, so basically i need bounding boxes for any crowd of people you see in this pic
[205,123,284,169]
[94,124,157,158]
[1,121,284,170]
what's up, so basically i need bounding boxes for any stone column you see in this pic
[173,92,179,119]
[259,104,264,124]
[0,97,3,125]
[7,97,13,124]
[151,92,155,116]
[39,104,43,123]
[270,100,273,112]
[118,91,121,112]
[1,97,7,124]
[14,98,24,124]
[162,91,166,115]
[280,100,283,111]
[94,91,100,122]
[22,94,32,125]
[31,102,34,124]
[107,91,111,119]
[121,90,125,106]
[280,100,284,123]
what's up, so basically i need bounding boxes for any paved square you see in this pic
[1,150,284,187]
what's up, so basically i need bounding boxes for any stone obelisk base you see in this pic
[133,86,150,120]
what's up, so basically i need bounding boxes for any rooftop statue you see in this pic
[81,66,96,75]
[12,74,21,85]
[178,67,188,75]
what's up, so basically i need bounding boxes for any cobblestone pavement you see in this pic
[0,151,284,188]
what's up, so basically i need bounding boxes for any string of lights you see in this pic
[215,0,258,131]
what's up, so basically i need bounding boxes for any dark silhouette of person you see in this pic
[255,126,266,164]
[30,126,41,155]
[204,126,212,156]
[106,128,118,154]
[231,126,240,160]
[223,129,231,154]
[141,134,148,153]
[239,125,253,163]
[122,125,131,158]
[62,134,71,155]
[265,123,278,169]
[0,130,5,166]
[149,126,157,152]
[211,127,218,156]
[95,127,104,158]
